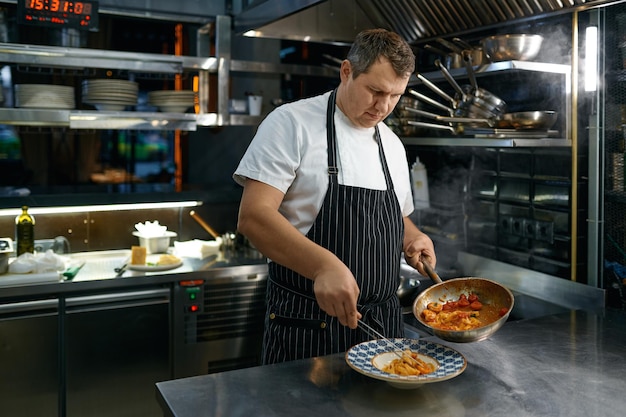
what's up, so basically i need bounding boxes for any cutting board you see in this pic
[0,272,61,287]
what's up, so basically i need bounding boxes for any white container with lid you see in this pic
[411,157,430,210]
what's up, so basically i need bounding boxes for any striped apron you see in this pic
[262,89,404,364]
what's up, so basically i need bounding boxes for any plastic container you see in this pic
[248,95,263,116]
[411,157,430,209]
[133,231,177,254]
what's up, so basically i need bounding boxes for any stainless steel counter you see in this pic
[156,309,626,417]
[0,249,267,300]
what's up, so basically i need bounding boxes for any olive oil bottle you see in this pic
[15,205,35,256]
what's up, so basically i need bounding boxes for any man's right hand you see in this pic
[313,265,361,329]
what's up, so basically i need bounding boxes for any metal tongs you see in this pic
[357,319,422,367]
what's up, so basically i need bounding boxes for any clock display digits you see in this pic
[19,0,99,30]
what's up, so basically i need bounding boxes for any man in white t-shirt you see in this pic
[234,29,436,364]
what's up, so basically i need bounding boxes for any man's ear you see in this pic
[340,60,352,81]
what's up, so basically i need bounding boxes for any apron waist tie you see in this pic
[269,271,394,335]
[359,296,394,336]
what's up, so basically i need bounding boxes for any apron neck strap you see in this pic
[326,89,339,178]
[326,89,391,189]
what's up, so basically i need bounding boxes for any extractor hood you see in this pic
[234,0,622,44]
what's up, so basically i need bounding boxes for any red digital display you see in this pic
[17,0,99,31]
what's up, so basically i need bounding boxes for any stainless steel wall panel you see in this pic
[533,181,571,207]
[499,178,531,202]
[534,208,570,235]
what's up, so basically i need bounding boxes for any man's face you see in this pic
[338,57,411,129]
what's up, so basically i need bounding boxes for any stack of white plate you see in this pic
[82,79,138,111]
[148,90,195,113]
[14,84,75,109]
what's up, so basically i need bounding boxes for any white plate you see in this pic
[127,255,182,272]
[345,338,466,389]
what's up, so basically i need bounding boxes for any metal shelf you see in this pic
[0,108,271,131]
[0,108,197,131]
[401,137,572,148]
[413,60,571,84]
[405,60,573,145]
[0,42,217,73]
[0,41,331,128]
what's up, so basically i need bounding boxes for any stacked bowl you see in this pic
[14,84,75,109]
[148,90,195,113]
[82,79,138,111]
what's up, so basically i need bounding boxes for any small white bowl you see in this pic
[132,231,177,254]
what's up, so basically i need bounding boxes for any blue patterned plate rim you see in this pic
[345,338,467,386]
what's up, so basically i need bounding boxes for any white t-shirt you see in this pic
[233,91,414,235]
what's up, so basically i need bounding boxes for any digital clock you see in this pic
[17,0,99,31]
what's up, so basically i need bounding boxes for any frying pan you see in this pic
[460,52,507,118]
[435,59,506,120]
[403,105,558,132]
[499,111,558,130]
[412,259,514,343]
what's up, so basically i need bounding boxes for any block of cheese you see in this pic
[158,254,181,265]
[131,245,147,265]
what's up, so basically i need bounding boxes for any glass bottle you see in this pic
[15,205,35,256]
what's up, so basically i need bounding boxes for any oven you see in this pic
[172,264,268,378]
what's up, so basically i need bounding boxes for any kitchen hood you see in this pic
[234,0,621,44]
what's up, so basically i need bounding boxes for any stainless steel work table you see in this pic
[156,309,626,417]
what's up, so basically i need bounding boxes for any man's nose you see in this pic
[375,96,393,112]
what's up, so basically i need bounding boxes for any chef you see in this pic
[233,28,436,364]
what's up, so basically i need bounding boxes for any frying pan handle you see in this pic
[424,44,452,58]
[415,72,456,107]
[436,37,463,54]
[462,51,479,92]
[403,106,448,122]
[435,59,466,99]
[407,88,455,116]
[407,120,457,134]
[421,258,443,284]
[452,37,473,51]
